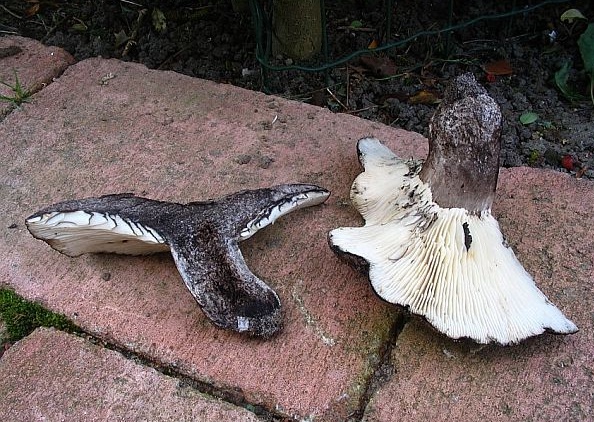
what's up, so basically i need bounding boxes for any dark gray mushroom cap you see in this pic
[26,184,330,338]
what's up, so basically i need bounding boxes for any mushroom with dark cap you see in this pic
[26,184,330,338]
[329,73,577,345]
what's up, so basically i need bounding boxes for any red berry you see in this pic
[560,155,574,171]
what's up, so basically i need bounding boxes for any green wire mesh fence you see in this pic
[247,0,575,88]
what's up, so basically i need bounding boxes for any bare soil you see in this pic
[1,0,593,178]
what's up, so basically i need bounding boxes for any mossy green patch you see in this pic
[528,150,541,166]
[0,288,78,342]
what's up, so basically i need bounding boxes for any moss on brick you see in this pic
[0,288,78,342]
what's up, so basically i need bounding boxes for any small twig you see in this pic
[119,0,145,7]
[279,83,344,102]
[462,38,498,45]
[40,15,68,43]
[372,71,411,82]
[0,5,22,20]
[157,46,191,70]
[326,87,347,110]
[345,66,350,108]
[345,105,380,115]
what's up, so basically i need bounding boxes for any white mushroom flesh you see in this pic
[26,210,169,257]
[330,138,577,345]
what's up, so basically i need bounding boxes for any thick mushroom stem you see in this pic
[419,73,502,213]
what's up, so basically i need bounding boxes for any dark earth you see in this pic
[1,0,593,178]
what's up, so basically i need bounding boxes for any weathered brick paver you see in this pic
[0,327,261,421]
[363,168,594,422]
[1,36,591,421]
[0,41,424,420]
[0,36,74,117]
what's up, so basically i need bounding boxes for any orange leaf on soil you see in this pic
[24,3,40,17]
[484,59,513,76]
[359,55,398,77]
[408,90,440,105]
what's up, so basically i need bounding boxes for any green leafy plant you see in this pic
[528,150,541,166]
[577,23,594,104]
[554,61,583,101]
[519,111,538,125]
[0,288,78,342]
[152,8,167,33]
[561,9,586,22]
[555,10,594,105]
[0,70,31,106]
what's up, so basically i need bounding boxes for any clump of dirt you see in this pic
[1,0,593,178]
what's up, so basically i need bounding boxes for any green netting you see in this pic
[248,0,574,73]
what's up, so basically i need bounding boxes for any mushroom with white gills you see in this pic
[26,184,330,338]
[329,73,577,345]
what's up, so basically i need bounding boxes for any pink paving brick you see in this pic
[1,40,591,421]
[0,56,426,420]
[0,36,74,117]
[363,168,593,422]
[0,327,261,421]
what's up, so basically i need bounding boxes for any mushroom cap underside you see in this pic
[329,137,577,345]
[26,210,170,256]
[25,185,331,256]
[239,186,330,239]
[330,207,578,345]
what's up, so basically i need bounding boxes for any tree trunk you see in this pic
[231,0,250,14]
[272,0,322,61]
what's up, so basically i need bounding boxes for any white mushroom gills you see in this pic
[330,137,577,345]
[26,211,169,256]
[240,190,329,240]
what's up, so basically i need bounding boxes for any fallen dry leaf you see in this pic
[24,2,40,17]
[359,55,397,77]
[484,59,513,76]
[408,89,440,105]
